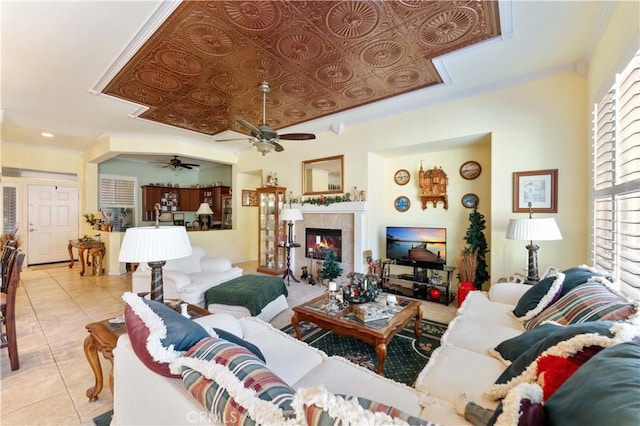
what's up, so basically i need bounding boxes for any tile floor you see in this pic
[0,261,457,425]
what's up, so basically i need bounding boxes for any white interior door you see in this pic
[27,185,79,265]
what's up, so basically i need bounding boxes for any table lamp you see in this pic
[196,202,214,230]
[506,203,562,284]
[279,207,303,244]
[118,225,192,302]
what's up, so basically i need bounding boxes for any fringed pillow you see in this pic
[488,383,545,426]
[122,292,209,377]
[558,265,613,297]
[511,272,564,320]
[486,322,640,402]
[493,321,619,386]
[544,341,640,426]
[293,387,438,426]
[523,282,638,330]
[179,336,296,425]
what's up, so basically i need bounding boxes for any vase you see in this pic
[457,281,476,307]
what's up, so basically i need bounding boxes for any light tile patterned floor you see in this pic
[0,261,457,425]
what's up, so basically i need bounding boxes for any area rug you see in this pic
[91,409,113,426]
[280,317,448,386]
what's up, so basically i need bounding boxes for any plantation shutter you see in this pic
[592,51,640,299]
[99,174,137,231]
[99,175,136,207]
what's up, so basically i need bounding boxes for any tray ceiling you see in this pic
[102,0,501,138]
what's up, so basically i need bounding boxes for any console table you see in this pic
[68,240,105,276]
[84,302,209,402]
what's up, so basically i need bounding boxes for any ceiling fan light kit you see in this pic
[218,81,316,155]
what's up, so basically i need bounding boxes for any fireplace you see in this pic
[305,228,342,262]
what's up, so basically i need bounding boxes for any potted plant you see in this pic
[463,207,490,289]
[456,248,477,307]
[318,250,343,284]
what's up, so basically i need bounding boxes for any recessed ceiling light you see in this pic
[41,132,54,138]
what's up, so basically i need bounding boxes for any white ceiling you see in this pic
[0,1,612,165]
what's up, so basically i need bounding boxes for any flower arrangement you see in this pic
[341,272,382,304]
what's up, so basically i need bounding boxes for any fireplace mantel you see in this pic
[290,201,368,274]
[290,201,367,213]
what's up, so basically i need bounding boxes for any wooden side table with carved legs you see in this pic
[84,319,126,401]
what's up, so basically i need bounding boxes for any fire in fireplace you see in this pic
[305,228,342,262]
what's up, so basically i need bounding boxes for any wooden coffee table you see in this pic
[291,294,422,376]
[84,301,209,402]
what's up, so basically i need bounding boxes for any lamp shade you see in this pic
[506,218,562,241]
[118,226,192,263]
[280,207,303,222]
[196,202,214,215]
[95,211,105,220]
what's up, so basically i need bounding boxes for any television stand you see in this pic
[381,261,456,305]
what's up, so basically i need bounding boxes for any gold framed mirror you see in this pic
[302,155,344,195]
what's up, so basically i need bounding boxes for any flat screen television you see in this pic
[386,226,447,267]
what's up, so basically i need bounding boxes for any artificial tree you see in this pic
[318,250,343,283]
[464,207,490,289]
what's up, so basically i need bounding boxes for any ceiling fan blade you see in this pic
[236,119,263,138]
[182,163,199,167]
[279,133,316,140]
[272,141,284,152]
[182,165,193,169]
[215,137,254,142]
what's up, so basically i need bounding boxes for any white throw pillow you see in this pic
[194,313,243,338]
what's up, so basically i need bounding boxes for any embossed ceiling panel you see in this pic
[103,1,500,137]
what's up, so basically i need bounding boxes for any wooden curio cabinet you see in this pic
[256,186,287,275]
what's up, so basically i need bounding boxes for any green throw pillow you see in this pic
[495,321,616,384]
[544,342,640,426]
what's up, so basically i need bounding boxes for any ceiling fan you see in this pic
[150,155,199,171]
[217,81,316,155]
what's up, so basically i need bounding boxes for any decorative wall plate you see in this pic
[459,161,481,180]
[394,169,410,185]
[394,196,411,212]
[461,193,479,209]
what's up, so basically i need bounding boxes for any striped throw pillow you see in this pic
[181,337,296,425]
[524,282,637,330]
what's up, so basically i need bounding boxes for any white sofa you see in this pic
[132,246,242,306]
[112,283,529,426]
[113,279,638,425]
[113,314,427,426]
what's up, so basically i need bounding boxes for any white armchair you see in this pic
[131,246,243,306]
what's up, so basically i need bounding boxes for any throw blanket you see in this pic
[204,275,288,316]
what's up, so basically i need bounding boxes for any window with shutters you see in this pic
[99,174,137,232]
[592,50,640,300]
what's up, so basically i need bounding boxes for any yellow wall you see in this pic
[3,3,636,280]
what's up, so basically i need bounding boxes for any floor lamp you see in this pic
[279,207,303,284]
[506,204,562,284]
[119,224,192,302]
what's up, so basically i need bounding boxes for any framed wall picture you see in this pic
[461,193,479,209]
[513,169,558,213]
[159,212,173,222]
[242,190,258,206]
[394,169,410,185]
[459,161,481,180]
[394,196,411,212]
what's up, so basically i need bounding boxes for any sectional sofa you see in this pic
[113,265,639,425]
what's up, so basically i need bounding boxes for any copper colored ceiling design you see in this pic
[103,1,501,137]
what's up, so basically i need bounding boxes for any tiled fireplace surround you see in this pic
[290,202,367,282]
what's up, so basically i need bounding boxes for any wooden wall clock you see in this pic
[394,196,411,212]
[394,169,410,185]
[460,161,481,180]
